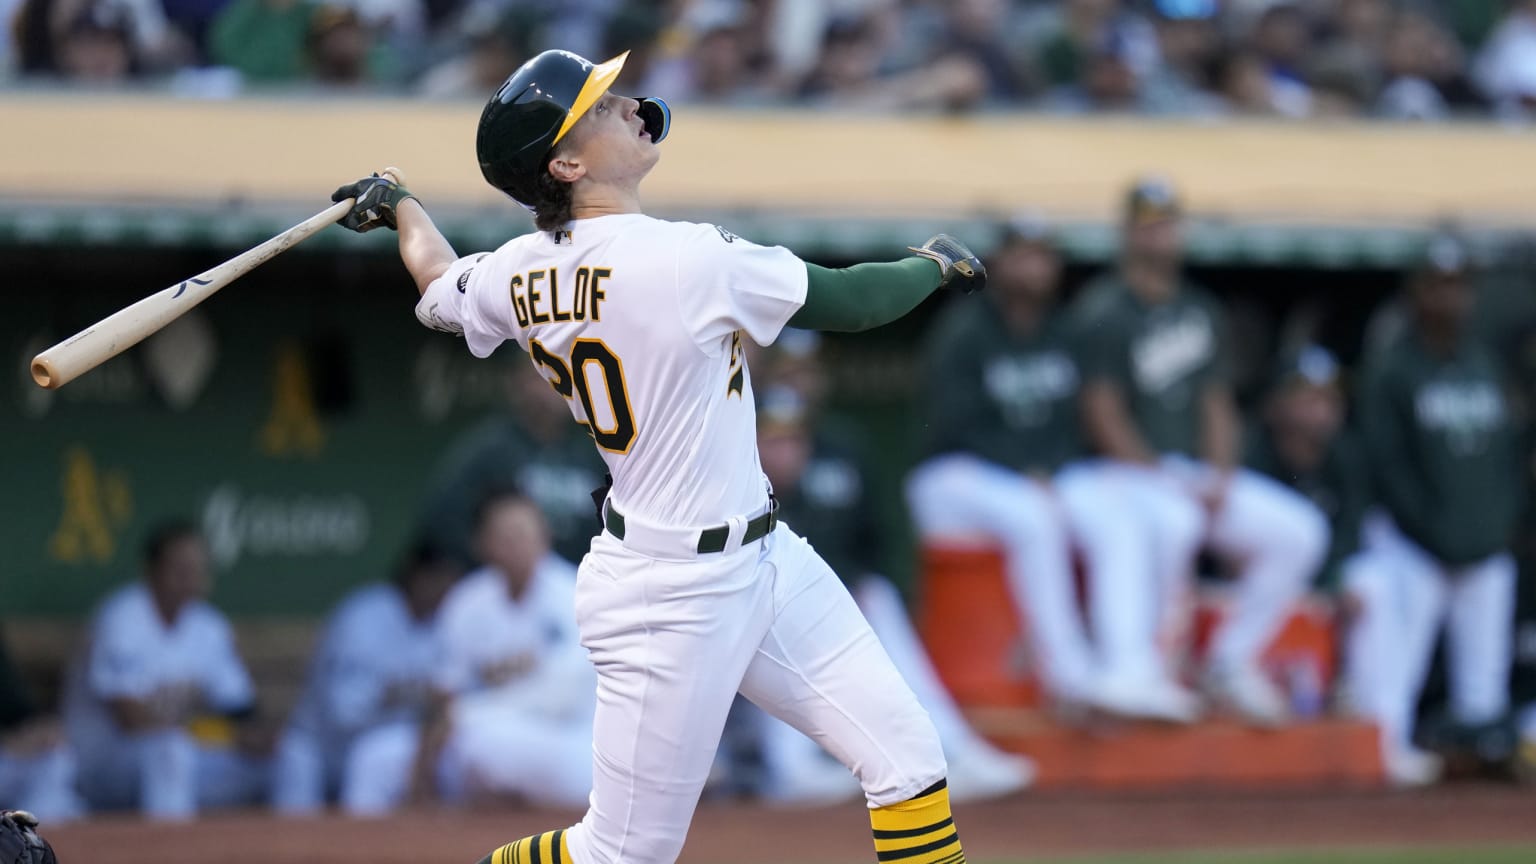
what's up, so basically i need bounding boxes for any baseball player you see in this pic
[754,386,1034,804]
[63,521,270,820]
[386,490,596,813]
[906,219,1200,724]
[1352,234,1523,782]
[421,359,608,565]
[330,48,984,864]
[1242,347,1443,783]
[271,539,464,815]
[0,630,83,822]
[1070,178,1329,726]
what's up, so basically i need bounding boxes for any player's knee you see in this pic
[858,709,946,806]
[1264,499,1331,575]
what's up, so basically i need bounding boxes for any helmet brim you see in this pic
[552,51,628,147]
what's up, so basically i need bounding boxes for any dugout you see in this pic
[2,97,1534,724]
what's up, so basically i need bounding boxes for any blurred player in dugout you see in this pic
[1350,233,1525,782]
[906,217,1202,724]
[0,627,83,822]
[271,539,464,815]
[420,356,607,566]
[62,521,272,820]
[1069,177,1328,727]
[349,490,594,814]
[747,384,1034,804]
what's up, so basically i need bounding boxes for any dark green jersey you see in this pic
[1246,426,1372,590]
[1358,330,1524,565]
[919,294,1082,474]
[774,437,880,584]
[1072,274,1226,457]
[420,415,608,564]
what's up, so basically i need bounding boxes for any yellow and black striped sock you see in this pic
[476,830,571,864]
[869,779,965,864]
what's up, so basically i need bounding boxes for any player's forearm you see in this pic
[396,200,458,296]
[790,258,941,332]
[1081,381,1159,465]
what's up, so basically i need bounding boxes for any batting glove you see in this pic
[908,234,986,294]
[331,173,417,233]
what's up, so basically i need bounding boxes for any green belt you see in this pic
[604,499,779,554]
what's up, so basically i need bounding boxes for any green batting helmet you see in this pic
[477,49,671,208]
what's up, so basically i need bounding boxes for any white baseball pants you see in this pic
[1091,458,1329,674]
[564,524,945,864]
[1344,515,1515,755]
[905,455,1155,695]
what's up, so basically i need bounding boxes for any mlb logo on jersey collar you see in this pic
[555,229,574,245]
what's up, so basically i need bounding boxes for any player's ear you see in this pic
[548,153,585,184]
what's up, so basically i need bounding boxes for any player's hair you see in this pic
[392,537,464,585]
[531,154,575,233]
[471,485,533,532]
[141,519,203,567]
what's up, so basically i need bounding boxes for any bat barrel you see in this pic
[31,357,59,389]
[27,199,352,391]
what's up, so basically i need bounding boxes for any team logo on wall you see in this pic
[143,309,217,410]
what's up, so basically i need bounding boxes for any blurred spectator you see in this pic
[1033,0,1156,91]
[1376,9,1482,120]
[304,4,394,85]
[937,0,1025,102]
[1072,177,1328,727]
[271,539,463,816]
[755,385,1035,804]
[208,0,317,83]
[0,627,84,822]
[1046,31,1141,111]
[907,217,1198,723]
[1216,48,1309,116]
[55,0,137,81]
[419,358,607,566]
[377,491,593,813]
[1140,0,1224,115]
[798,10,988,111]
[1474,0,1536,121]
[63,520,271,820]
[415,6,524,98]
[1354,232,1525,777]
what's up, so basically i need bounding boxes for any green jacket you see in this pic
[1357,329,1524,565]
[918,294,1082,474]
[419,415,608,565]
[1245,425,1372,590]
[774,436,880,584]
[1071,274,1227,458]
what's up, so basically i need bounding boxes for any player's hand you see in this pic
[908,234,986,293]
[331,169,416,233]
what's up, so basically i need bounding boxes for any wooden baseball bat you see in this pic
[30,199,354,390]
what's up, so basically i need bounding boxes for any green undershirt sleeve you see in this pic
[789,257,942,332]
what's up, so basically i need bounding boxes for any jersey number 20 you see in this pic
[530,338,636,454]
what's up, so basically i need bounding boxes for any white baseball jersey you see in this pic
[434,556,592,722]
[65,583,254,752]
[286,583,440,742]
[416,214,808,528]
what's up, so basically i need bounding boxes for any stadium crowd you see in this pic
[3,176,1534,822]
[2,0,1535,121]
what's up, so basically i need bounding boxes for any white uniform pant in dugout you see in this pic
[1344,515,1515,761]
[565,523,945,864]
